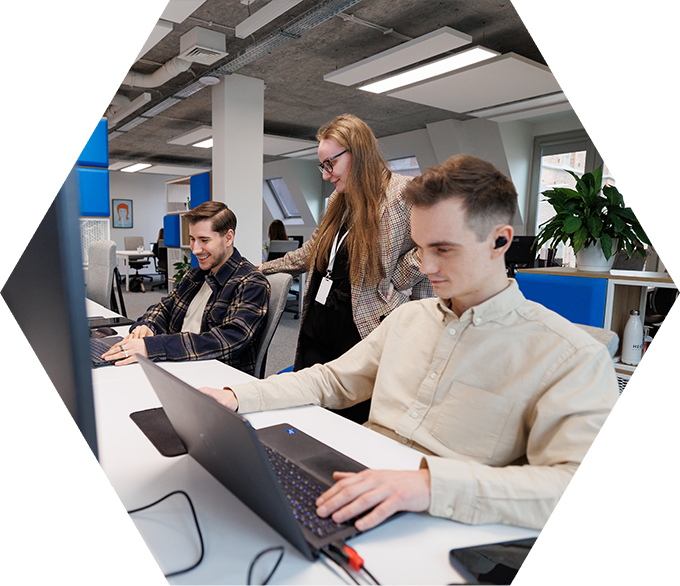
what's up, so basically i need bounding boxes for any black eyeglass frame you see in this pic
[318,149,348,174]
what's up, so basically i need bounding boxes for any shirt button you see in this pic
[411,411,419,419]
[430,372,437,379]
[448,328,456,336]
[474,317,482,324]
[401,437,409,444]
[445,506,454,517]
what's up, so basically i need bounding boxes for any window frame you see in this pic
[525,130,603,236]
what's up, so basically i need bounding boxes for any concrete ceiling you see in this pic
[107,0,560,173]
[109,0,565,168]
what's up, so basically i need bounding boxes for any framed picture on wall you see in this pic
[112,199,133,228]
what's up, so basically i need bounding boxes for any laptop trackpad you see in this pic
[299,452,366,485]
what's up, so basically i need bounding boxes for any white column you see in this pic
[212,74,265,264]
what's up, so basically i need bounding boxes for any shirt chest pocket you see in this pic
[431,382,514,460]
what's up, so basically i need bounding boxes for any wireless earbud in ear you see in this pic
[494,236,508,249]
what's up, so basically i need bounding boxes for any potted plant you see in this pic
[534,165,651,271]
[172,254,191,284]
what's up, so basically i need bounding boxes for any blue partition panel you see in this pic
[163,214,180,247]
[77,167,110,217]
[515,273,608,327]
[190,172,211,208]
[77,119,109,168]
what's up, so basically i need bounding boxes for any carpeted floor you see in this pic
[119,274,300,378]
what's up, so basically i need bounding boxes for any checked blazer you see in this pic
[131,248,270,375]
[261,173,433,343]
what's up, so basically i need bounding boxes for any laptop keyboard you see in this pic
[264,446,349,540]
[90,337,121,367]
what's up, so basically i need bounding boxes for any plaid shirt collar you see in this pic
[187,247,244,289]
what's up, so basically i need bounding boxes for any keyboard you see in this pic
[90,336,122,367]
[263,445,349,540]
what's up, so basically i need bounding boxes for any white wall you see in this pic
[109,170,177,274]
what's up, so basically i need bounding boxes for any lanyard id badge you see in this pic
[315,227,349,305]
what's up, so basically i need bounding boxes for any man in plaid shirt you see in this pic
[102,202,270,376]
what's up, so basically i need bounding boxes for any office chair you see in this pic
[151,239,168,291]
[85,240,116,309]
[253,273,293,379]
[268,239,302,318]
[110,267,128,318]
[644,286,677,335]
[124,236,152,282]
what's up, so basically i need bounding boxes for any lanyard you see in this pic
[326,225,349,278]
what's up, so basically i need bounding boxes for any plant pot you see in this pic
[575,240,617,272]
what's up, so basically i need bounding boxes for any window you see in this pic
[527,132,603,267]
[388,156,421,177]
[263,177,300,219]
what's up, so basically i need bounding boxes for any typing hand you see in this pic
[198,386,239,411]
[102,337,148,366]
[315,468,431,531]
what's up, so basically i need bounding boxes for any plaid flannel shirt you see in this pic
[261,173,433,347]
[131,248,269,375]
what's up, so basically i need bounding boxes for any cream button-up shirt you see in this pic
[232,280,619,529]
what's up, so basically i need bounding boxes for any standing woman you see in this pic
[260,114,432,420]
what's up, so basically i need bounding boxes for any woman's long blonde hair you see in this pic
[312,114,391,285]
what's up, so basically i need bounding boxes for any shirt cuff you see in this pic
[230,383,263,413]
[423,455,478,524]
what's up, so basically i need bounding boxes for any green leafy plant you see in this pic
[534,164,651,260]
[172,254,191,283]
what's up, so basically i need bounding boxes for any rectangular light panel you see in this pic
[121,163,152,173]
[263,134,317,156]
[360,46,499,94]
[387,53,563,114]
[324,26,472,87]
[235,0,305,39]
[167,125,213,145]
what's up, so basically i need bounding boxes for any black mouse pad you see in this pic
[129,407,188,457]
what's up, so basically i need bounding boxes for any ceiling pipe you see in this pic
[122,56,193,88]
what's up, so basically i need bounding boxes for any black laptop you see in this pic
[137,355,370,560]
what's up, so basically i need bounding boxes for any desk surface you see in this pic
[87,300,538,584]
[517,266,674,284]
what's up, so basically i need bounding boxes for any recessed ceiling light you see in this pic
[193,138,213,148]
[359,46,499,94]
[120,163,152,173]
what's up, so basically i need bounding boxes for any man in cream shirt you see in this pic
[103,201,269,376]
[199,156,618,532]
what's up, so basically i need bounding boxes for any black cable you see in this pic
[127,490,204,578]
[246,545,285,585]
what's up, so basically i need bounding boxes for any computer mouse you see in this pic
[96,326,118,336]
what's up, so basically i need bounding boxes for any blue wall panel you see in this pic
[77,167,110,217]
[77,119,109,168]
[164,214,180,248]
[190,172,211,208]
[515,273,608,327]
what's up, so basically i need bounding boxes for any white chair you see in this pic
[86,240,116,309]
[254,273,293,379]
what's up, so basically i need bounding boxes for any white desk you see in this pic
[116,250,155,291]
[87,300,538,584]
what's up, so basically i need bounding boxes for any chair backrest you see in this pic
[86,240,116,309]
[157,239,168,272]
[268,239,299,261]
[124,236,144,251]
[254,273,293,379]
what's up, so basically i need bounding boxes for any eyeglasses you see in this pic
[318,149,348,174]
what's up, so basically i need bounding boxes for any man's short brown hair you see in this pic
[184,201,236,236]
[403,155,517,241]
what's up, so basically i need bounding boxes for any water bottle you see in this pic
[621,310,643,366]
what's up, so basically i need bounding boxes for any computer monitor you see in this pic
[1,168,98,459]
[505,236,538,277]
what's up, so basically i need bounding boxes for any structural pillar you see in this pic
[212,73,265,264]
